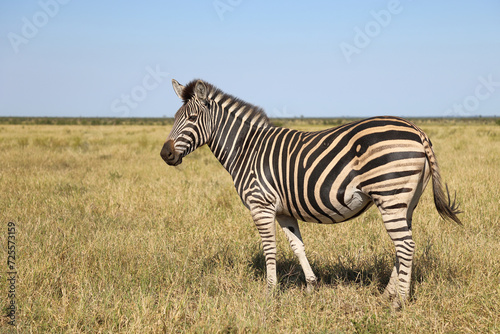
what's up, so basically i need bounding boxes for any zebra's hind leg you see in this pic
[382,259,399,301]
[276,215,317,292]
[380,214,416,310]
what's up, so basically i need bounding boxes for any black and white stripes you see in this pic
[160,79,462,309]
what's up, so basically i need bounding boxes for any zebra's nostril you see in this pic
[161,139,180,165]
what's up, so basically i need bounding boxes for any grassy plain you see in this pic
[0,118,499,333]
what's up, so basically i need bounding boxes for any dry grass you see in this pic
[0,120,499,333]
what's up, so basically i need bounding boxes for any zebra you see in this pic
[160,78,462,309]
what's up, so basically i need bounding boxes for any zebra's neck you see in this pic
[207,96,270,176]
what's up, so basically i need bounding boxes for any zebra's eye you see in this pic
[187,114,198,122]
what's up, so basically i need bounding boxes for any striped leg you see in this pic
[380,214,415,309]
[382,260,399,300]
[371,161,427,308]
[277,215,317,292]
[251,207,278,288]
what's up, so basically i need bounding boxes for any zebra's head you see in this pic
[160,79,212,166]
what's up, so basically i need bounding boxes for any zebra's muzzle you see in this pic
[160,139,182,166]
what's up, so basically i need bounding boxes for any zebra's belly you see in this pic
[280,189,373,224]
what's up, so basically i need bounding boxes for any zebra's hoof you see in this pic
[391,298,404,311]
[266,283,279,297]
[381,288,396,301]
[305,280,317,294]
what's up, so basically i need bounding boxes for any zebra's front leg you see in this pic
[276,215,317,292]
[252,209,279,289]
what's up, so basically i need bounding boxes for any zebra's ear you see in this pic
[172,79,184,100]
[194,80,207,101]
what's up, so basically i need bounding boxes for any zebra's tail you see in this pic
[420,133,463,225]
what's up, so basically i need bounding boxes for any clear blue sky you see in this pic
[1,1,499,118]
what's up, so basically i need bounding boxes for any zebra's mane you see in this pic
[181,79,270,127]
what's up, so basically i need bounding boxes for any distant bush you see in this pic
[0,117,175,126]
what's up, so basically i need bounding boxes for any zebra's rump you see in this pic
[265,116,429,224]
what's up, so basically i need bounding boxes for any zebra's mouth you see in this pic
[169,156,182,166]
[161,153,182,166]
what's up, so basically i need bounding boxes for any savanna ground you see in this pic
[0,118,499,333]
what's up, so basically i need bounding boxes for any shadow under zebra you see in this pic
[248,241,459,297]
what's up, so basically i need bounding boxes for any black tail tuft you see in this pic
[432,176,463,225]
[419,128,463,225]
